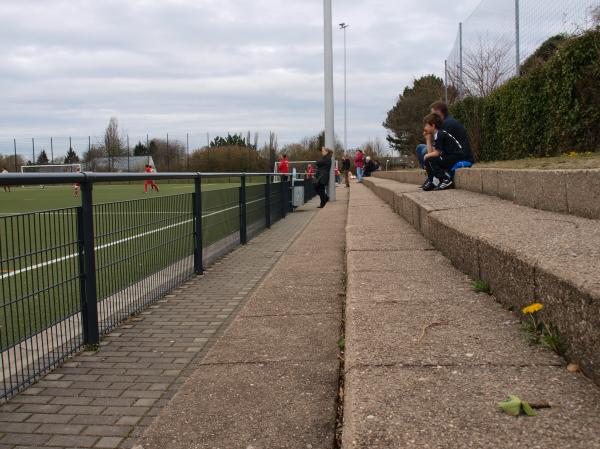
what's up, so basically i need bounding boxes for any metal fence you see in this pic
[0,132,268,171]
[445,0,599,99]
[0,172,314,400]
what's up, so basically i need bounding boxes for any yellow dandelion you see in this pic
[522,303,544,314]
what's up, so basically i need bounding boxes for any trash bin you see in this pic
[292,185,305,208]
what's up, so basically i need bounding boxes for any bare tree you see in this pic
[104,117,125,171]
[447,36,513,98]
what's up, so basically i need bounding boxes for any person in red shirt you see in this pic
[306,164,314,179]
[335,166,340,184]
[354,150,365,182]
[278,155,289,181]
[144,165,160,193]
[73,166,81,196]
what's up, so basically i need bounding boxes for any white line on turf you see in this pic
[1,198,265,280]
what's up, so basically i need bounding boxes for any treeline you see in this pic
[384,26,600,162]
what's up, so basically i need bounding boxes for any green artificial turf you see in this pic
[0,180,276,350]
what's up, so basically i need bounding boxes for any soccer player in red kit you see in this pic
[144,165,160,193]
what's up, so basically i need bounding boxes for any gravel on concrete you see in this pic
[343,183,600,449]
[135,190,348,449]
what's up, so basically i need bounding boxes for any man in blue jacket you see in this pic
[416,101,473,170]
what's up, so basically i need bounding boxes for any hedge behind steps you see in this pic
[451,29,600,161]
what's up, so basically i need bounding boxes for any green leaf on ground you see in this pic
[498,394,538,417]
[498,395,523,416]
[522,401,537,416]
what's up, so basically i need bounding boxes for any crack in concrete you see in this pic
[344,361,564,374]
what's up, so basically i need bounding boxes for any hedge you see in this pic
[451,28,600,161]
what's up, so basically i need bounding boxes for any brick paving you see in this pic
[0,205,317,449]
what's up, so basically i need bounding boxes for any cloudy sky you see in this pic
[0,0,481,156]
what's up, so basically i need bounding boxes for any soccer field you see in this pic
[0,180,277,354]
[0,181,238,215]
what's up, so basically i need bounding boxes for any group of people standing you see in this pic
[277,147,382,210]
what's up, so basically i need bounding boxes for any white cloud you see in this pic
[0,0,480,156]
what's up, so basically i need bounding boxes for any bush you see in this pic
[451,28,600,161]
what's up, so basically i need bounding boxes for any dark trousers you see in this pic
[425,155,460,181]
[316,183,328,205]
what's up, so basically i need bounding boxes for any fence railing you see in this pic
[0,172,316,400]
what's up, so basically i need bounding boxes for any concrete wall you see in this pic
[376,168,600,220]
[363,177,600,386]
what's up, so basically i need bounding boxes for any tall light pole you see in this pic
[324,0,336,201]
[515,0,521,76]
[339,23,349,155]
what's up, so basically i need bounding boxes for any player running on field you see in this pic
[1,167,10,193]
[144,165,160,193]
[73,166,81,196]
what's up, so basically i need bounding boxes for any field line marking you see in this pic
[0,198,265,280]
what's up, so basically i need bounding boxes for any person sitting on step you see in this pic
[416,100,473,170]
[421,113,468,191]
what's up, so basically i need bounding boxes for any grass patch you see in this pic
[471,279,492,295]
[476,152,600,170]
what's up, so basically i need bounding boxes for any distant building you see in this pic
[85,156,155,172]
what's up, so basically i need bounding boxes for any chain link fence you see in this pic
[445,0,599,99]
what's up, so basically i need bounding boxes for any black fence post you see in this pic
[280,179,286,219]
[240,174,247,244]
[193,176,204,275]
[265,175,271,229]
[79,180,99,347]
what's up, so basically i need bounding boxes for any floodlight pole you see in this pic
[444,59,448,103]
[515,0,521,76]
[459,22,463,99]
[340,23,349,154]
[324,0,336,201]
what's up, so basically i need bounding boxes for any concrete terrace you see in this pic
[1,173,600,449]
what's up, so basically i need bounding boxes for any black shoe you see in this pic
[435,178,455,190]
[324,196,329,205]
[422,180,435,191]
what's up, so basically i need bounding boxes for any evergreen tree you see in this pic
[383,75,448,156]
[133,142,147,156]
[36,150,49,165]
[64,147,80,164]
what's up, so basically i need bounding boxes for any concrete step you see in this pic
[375,167,600,220]
[135,192,348,449]
[362,176,600,385]
[343,183,600,449]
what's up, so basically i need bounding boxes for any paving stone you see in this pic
[69,416,119,426]
[60,405,106,415]
[0,434,51,446]
[0,424,40,434]
[26,414,74,424]
[83,426,131,437]
[14,404,63,414]
[115,416,141,426]
[0,413,31,423]
[95,437,124,448]
[45,435,98,447]
[33,424,84,435]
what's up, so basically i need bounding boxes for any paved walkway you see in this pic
[0,203,318,449]
[342,183,600,449]
[136,188,348,449]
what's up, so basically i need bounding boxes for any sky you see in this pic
[0,0,482,158]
